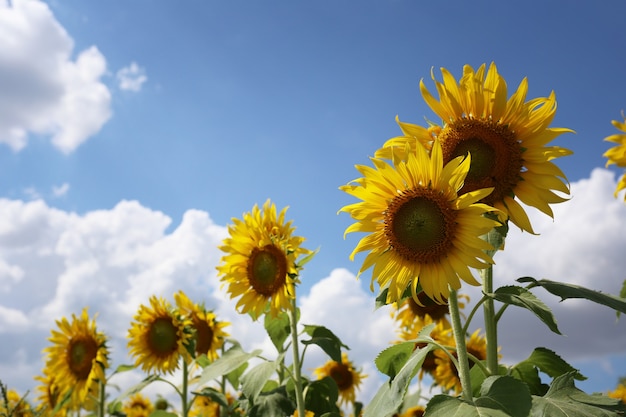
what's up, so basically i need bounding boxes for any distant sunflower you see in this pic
[127,296,193,375]
[189,395,220,417]
[340,140,500,304]
[603,114,626,202]
[34,372,67,417]
[217,199,311,318]
[384,62,573,234]
[399,318,453,380]
[1,389,32,417]
[433,329,487,394]
[392,291,459,331]
[608,383,626,404]
[42,308,109,410]
[123,393,154,417]
[399,405,426,417]
[314,353,366,406]
[174,291,230,361]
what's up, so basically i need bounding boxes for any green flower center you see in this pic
[438,118,523,205]
[385,188,457,263]
[148,317,179,357]
[67,337,98,380]
[247,244,287,296]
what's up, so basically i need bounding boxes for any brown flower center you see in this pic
[384,188,457,263]
[67,336,98,380]
[438,118,523,205]
[192,316,214,357]
[247,244,287,296]
[409,292,449,320]
[329,362,354,390]
[147,317,179,358]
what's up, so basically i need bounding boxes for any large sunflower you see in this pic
[217,199,311,318]
[380,62,573,234]
[127,296,193,375]
[314,353,366,406]
[174,291,230,361]
[42,308,109,410]
[340,140,500,304]
[603,114,626,202]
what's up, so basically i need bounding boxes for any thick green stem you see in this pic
[181,362,189,417]
[448,287,473,402]
[97,378,105,417]
[289,297,306,417]
[481,265,499,375]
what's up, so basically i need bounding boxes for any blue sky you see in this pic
[1,0,626,409]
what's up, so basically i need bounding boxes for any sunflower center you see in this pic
[409,292,449,321]
[384,188,457,263]
[147,317,179,357]
[330,363,354,390]
[438,118,523,204]
[193,317,214,356]
[67,337,98,380]
[247,244,287,296]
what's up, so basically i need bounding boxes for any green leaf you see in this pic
[374,285,414,310]
[296,247,319,268]
[264,310,293,352]
[248,386,294,417]
[195,344,261,386]
[301,325,348,362]
[240,357,280,401]
[509,360,548,396]
[522,347,585,381]
[490,285,561,334]
[112,374,160,404]
[191,387,230,408]
[113,364,136,374]
[225,361,248,390]
[518,277,626,314]
[149,411,178,417]
[530,372,626,416]
[374,342,416,379]
[364,343,434,417]
[618,279,626,319]
[426,375,531,417]
[303,376,340,415]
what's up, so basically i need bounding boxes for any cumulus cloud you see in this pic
[0,0,111,153]
[0,168,625,405]
[116,62,148,92]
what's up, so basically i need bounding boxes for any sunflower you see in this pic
[1,389,32,417]
[380,62,573,234]
[392,291,461,332]
[398,405,426,417]
[41,308,109,410]
[123,393,154,417]
[127,296,193,375]
[174,291,230,361]
[397,317,453,380]
[340,139,500,304]
[433,329,487,394]
[217,199,311,318]
[603,114,626,202]
[314,353,366,406]
[607,383,626,404]
[34,372,67,417]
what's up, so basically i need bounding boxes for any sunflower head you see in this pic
[607,383,626,404]
[399,405,426,417]
[174,291,230,361]
[340,140,500,304]
[603,114,626,202]
[34,372,67,417]
[1,389,32,417]
[313,353,366,406]
[217,199,311,318]
[127,296,193,375]
[42,308,109,410]
[123,393,154,417]
[381,63,573,234]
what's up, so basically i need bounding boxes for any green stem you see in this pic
[462,294,488,335]
[288,297,306,417]
[481,265,499,375]
[98,378,105,417]
[181,362,189,417]
[448,287,473,402]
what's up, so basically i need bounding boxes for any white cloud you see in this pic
[0,0,111,153]
[116,62,147,92]
[1,169,625,405]
[52,182,70,197]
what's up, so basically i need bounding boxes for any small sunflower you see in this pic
[340,140,500,304]
[608,383,626,404]
[42,308,109,410]
[433,329,487,394]
[34,372,67,417]
[382,62,573,234]
[1,389,32,417]
[399,405,426,417]
[398,318,453,380]
[174,291,230,361]
[603,114,626,202]
[123,393,154,417]
[217,199,311,318]
[314,353,366,406]
[127,296,193,375]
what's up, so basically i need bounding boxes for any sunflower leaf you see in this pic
[514,347,585,381]
[301,325,348,362]
[241,356,281,402]
[364,343,434,417]
[425,376,531,417]
[247,385,294,417]
[110,374,160,405]
[518,277,626,314]
[303,376,341,416]
[374,342,416,379]
[488,285,561,334]
[112,364,136,374]
[530,372,626,416]
[194,345,262,387]
[264,310,293,351]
